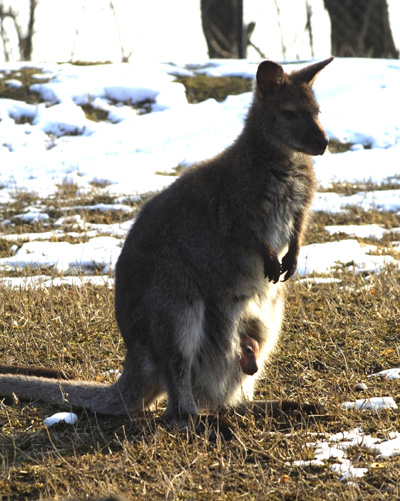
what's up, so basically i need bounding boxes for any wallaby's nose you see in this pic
[314,133,329,155]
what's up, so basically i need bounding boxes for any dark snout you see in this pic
[246,362,259,376]
[303,122,329,155]
[311,130,329,155]
[297,119,329,156]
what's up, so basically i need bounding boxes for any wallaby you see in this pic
[239,333,260,376]
[0,58,333,426]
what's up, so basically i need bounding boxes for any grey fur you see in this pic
[0,58,333,426]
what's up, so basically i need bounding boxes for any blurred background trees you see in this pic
[201,0,399,59]
[0,0,399,62]
[323,0,398,58]
[0,0,37,60]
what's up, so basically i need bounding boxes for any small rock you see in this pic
[355,382,368,391]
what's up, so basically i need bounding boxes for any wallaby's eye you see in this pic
[282,109,299,120]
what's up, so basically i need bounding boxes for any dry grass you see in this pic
[0,67,53,107]
[305,207,400,246]
[175,75,252,104]
[320,178,400,195]
[1,177,400,499]
[1,252,400,499]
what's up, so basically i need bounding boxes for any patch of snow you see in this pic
[314,188,400,213]
[289,427,400,483]
[43,412,78,427]
[297,277,342,285]
[325,224,387,240]
[368,368,400,380]
[14,211,50,223]
[298,240,399,276]
[331,461,369,482]
[33,102,88,136]
[5,79,23,88]
[0,98,37,121]
[0,237,122,274]
[341,396,398,411]
[0,275,114,289]
[372,434,400,458]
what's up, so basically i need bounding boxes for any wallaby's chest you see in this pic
[260,167,313,245]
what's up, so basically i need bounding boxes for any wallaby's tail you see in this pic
[0,375,132,415]
[0,364,72,379]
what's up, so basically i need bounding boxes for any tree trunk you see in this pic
[324,0,399,58]
[201,0,244,58]
[20,0,37,61]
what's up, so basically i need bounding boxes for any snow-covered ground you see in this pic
[288,425,400,482]
[0,57,399,282]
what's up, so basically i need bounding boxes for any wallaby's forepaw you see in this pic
[264,256,281,284]
[280,253,297,281]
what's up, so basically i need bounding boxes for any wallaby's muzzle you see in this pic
[302,120,329,156]
[310,131,329,156]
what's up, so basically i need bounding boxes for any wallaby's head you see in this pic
[252,57,333,156]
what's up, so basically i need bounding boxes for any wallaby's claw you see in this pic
[280,254,297,281]
[264,259,281,283]
[280,265,293,282]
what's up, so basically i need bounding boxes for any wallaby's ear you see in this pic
[256,61,285,94]
[292,57,334,87]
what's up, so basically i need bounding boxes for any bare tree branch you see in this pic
[109,0,131,62]
[0,0,37,61]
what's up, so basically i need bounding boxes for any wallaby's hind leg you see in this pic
[106,315,200,423]
[164,352,198,426]
[151,298,205,426]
